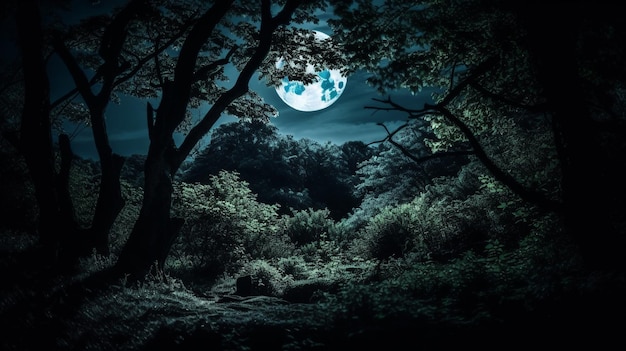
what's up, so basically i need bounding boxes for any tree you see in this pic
[510,2,626,269]
[182,120,288,194]
[3,0,339,275]
[52,0,143,257]
[7,0,73,265]
[329,0,626,269]
[114,0,342,280]
[2,0,206,268]
[183,121,372,220]
[293,138,362,219]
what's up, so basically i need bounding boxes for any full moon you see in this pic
[275,31,347,112]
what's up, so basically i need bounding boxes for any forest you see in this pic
[0,0,624,350]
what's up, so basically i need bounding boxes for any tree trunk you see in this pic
[89,106,126,256]
[114,0,301,281]
[16,0,124,269]
[15,0,60,263]
[114,145,182,280]
[113,1,235,280]
[53,22,131,258]
[518,4,624,270]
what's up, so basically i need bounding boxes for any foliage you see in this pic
[411,164,534,254]
[330,0,542,98]
[64,155,144,258]
[168,170,292,281]
[275,255,309,280]
[234,259,294,297]
[327,1,596,272]
[352,203,423,261]
[348,120,467,231]
[329,0,625,225]
[77,248,116,275]
[281,208,344,246]
[181,120,292,202]
[120,154,147,187]
[350,159,539,262]
[3,0,352,275]
[109,179,143,256]
[0,60,24,136]
[67,157,101,227]
[322,220,585,326]
[183,120,370,219]
[0,229,38,253]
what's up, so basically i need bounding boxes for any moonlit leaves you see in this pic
[226,91,278,122]
[273,30,348,111]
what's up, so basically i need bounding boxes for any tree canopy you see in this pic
[182,120,371,219]
[329,0,626,269]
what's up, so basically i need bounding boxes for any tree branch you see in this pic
[369,122,473,165]
[114,20,196,90]
[431,104,562,213]
[173,0,301,172]
[52,37,96,106]
[191,45,238,83]
[364,55,562,213]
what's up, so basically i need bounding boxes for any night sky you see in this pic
[65,65,433,160]
[2,0,434,160]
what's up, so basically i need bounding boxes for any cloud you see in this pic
[259,69,432,145]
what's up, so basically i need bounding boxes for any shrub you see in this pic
[322,223,582,326]
[168,171,292,281]
[276,255,309,280]
[109,179,143,257]
[280,208,350,262]
[235,259,294,296]
[352,203,427,261]
[281,208,341,246]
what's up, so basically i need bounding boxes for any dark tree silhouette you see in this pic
[114,0,338,280]
[511,2,626,269]
[3,0,343,276]
[13,0,60,263]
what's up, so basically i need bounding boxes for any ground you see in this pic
[1,236,624,350]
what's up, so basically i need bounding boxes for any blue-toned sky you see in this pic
[5,0,435,160]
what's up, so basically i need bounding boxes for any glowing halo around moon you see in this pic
[275,31,347,112]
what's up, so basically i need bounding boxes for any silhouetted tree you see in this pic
[114,0,344,280]
[6,0,76,266]
[4,0,345,277]
[2,0,209,269]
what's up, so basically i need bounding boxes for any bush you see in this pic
[279,208,351,263]
[276,255,309,280]
[352,203,426,261]
[351,162,537,263]
[322,224,583,326]
[234,259,294,296]
[168,171,292,281]
[281,208,341,246]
